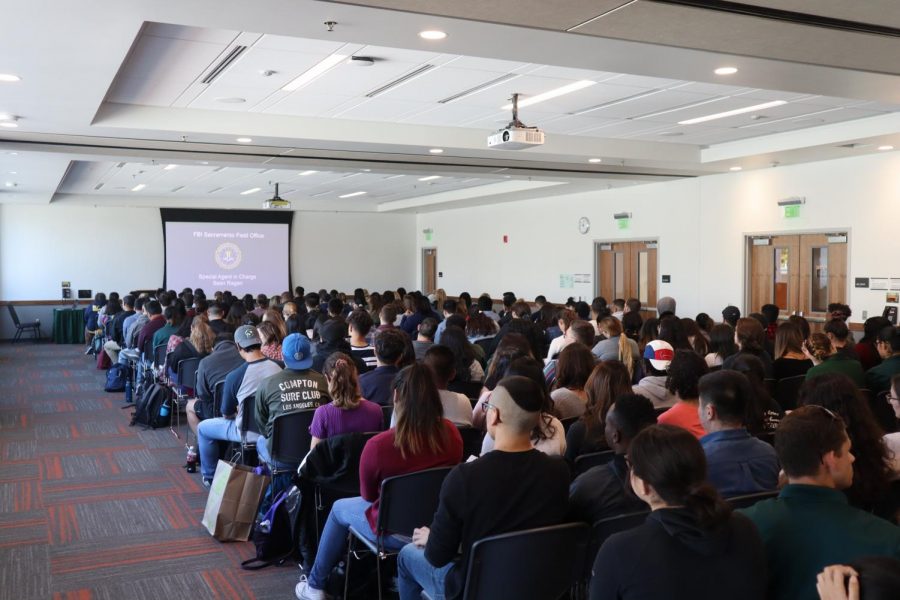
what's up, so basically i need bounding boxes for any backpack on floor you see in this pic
[104,363,127,393]
[240,488,298,570]
[129,383,171,429]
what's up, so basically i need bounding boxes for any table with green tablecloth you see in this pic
[52,308,84,344]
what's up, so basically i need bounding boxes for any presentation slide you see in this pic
[165,222,289,292]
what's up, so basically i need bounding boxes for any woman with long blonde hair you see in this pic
[592,317,639,380]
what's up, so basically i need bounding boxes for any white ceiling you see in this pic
[0,0,898,211]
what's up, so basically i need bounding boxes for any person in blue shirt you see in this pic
[698,370,779,498]
[359,327,408,406]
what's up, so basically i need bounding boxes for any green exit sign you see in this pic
[617,218,630,230]
[784,205,800,218]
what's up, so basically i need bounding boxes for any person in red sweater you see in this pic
[296,363,463,600]
[657,350,709,439]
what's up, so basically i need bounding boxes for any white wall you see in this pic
[417,151,900,323]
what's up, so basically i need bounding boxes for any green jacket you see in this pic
[865,354,900,394]
[740,484,900,600]
[805,354,865,388]
[254,368,330,440]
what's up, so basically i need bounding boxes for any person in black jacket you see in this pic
[589,424,766,600]
[396,376,569,600]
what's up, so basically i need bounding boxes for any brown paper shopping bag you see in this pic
[201,460,270,541]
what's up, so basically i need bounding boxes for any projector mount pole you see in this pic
[509,93,527,128]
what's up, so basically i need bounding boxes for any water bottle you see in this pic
[160,398,170,418]
[185,446,197,473]
[124,377,133,404]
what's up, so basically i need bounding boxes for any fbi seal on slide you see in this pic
[214,242,242,270]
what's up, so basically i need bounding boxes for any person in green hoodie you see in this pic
[865,325,900,394]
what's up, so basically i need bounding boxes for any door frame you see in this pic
[421,247,437,294]
[593,238,659,310]
[742,228,851,319]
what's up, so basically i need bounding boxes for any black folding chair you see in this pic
[763,378,777,397]
[726,490,779,509]
[576,511,649,597]
[448,380,484,400]
[171,357,200,440]
[460,523,590,600]
[774,374,805,411]
[269,409,316,474]
[153,343,167,374]
[560,416,579,434]
[456,425,485,458]
[381,404,393,430]
[212,380,226,418]
[344,466,453,600]
[864,389,896,434]
[8,305,41,342]
[234,395,259,467]
[573,450,615,477]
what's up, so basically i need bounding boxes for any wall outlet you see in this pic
[862,310,868,319]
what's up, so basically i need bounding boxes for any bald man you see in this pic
[397,376,570,600]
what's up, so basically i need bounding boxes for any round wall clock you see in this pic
[578,216,591,234]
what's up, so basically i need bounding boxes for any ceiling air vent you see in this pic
[366,65,435,98]
[202,46,248,85]
[438,73,519,104]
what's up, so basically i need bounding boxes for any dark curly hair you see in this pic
[798,373,893,518]
[665,350,708,399]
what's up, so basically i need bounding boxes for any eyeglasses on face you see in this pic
[481,401,497,414]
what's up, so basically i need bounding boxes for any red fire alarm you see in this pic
[503,235,508,243]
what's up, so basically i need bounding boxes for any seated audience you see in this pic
[698,370,779,497]
[472,333,533,429]
[657,315,692,351]
[565,361,632,462]
[816,558,900,600]
[309,352,383,447]
[590,424,766,600]
[166,317,215,384]
[705,322,737,368]
[740,406,900,600]
[550,343,594,420]
[657,350,709,439]
[206,304,230,336]
[887,374,900,478]
[773,320,814,380]
[252,293,268,317]
[681,317,709,356]
[412,317,438,361]
[723,317,774,378]
[546,308,577,360]
[492,301,546,360]
[440,325,484,383]
[188,332,244,436]
[544,320,597,390]
[722,304,741,327]
[399,294,433,337]
[856,317,891,372]
[730,353,784,435]
[347,309,377,372]
[197,326,282,486]
[152,304,183,349]
[295,363,463,600]
[312,298,345,342]
[633,340,677,409]
[281,301,302,335]
[592,317,639,379]
[656,296,677,318]
[397,375,570,600]
[805,333,866,388]
[359,328,408,406]
[136,300,165,354]
[824,318,860,362]
[761,303,780,344]
[568,393,656,524]
[257,320,284,363]
[423,346,474,427]
[798,374,896,518]
[866,325,900,395]
[255,334,329,467]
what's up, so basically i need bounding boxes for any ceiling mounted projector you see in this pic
[488,93,544,150]
[262,183,291,209]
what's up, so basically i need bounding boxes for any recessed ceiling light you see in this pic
[715,67,738,75]
[429,148,444,154]
[362,169,372,172]
[8,171,16,174]
[339,191,367,198]
[418,175,441,181]
[282,53,348,92]
[501,80,596,110]
[730,166,742,171]
[0,74,20,83]
[236,137,253,143]
[588,158,602,164]
[0,113,15,121]
[131,184,146,192]
[0,122,18,128]
[878,145,894,151]
[215,97,246,104]
[298,170,318,176]
[419,30,447,40]
[678,100,787,125]
[163,164,178,170]
[240,187,261,195]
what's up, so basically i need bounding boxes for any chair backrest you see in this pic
[560,416,579,433]
[153,343,167,369]
[176,357,201,389]
[573,450,615,477]
[448,380,484,400]
[381,404,393,430]
[463,522,590,600]
[213,380,226,417]
[774,374,806,411]
[240,394,258,435]
[582,511,649,584]
[456,426,485,458]
[726,490,778,509]
[7,305,21,326]
[377,466,453,539]
[864,389,897,434]
[653,406,669,418]
[270,409,317,463]
[763,378,777,396]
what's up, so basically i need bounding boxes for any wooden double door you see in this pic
[748,233,847,319]
[595,240,658,308]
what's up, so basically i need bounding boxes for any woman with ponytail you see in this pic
[589,424,766,600]
[592,316,640,381]
[309,352,383,448]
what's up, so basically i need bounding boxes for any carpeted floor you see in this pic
[0,342,299,599]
